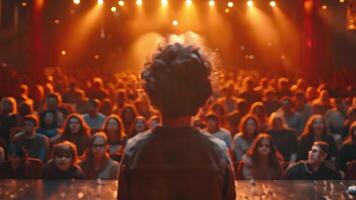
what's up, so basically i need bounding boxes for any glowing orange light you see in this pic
[161,0,168,6]
[94,55,100,60]
[136,0,142,6]
[61,50,66,56]
[227,2,234,8]
[21,2,28,7]
[97,0,104,5]
[321,5,327,10]
[209,0,215,7]
[111,7,117,12]
[339,0,345,3]
[247,0,253,7]
[172,20,179,26]
[73,0,80,4]
[225,8,230,13]
[118,0,124,6]
[270,1,276,7]
[54,19,60,24]
[186,0,192,6]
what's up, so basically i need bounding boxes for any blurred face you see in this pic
[24,120,36,134]
[87,103,98,115]
[8,154,22,169]
[123,109,134,121]
[44,112,55,126]
[207,118,219,132]
[257,138,271,156]
[106,118,119,133]
[1,100,13,113]
[281,100,291,111]
[69,117,81,134]
[245,119,257,136]
[312,117,325,135]
[135,119,146,133]
[92,137,107,159]
[46,97,58,110]
[54,154,73,171]
[307,145,326,165]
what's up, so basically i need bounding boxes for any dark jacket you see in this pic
[118,126,236,200]
[282,161,341,180]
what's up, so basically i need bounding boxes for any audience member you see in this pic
[205,113,232,148]
[103,115,127,161]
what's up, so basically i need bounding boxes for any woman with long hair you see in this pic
[231,115,260,162]
[120,104,138,135]
[37,110,60,143]
[57,114,91,156]
[236,133,284,180]
[79,132,119,179]
[102,114,127,161]
[249,101,268,132]
[128,116,148,138]
[297,114,338,161]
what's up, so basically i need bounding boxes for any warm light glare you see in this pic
[118,0,125,6]
[111,6,117,12]
[321,5,327,10]
[209,0,215,7]
[247,0,254,7]
[227,2,234,8]
[61,50,66,56]
[136,0,142,6]
[21,2,28,7]
[225,8,230,13]
[172,20,179,26]
[97,0,104,5]
[270,1,276,7]
[54,19,60,24]
[161,0,168,6]
[339,0,345,3]
[73,0,80,4]
[186,0,192,6]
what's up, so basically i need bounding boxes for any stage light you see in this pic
[61,50,66,56]
[227,2,234,8]
[73,0,80,4]
[339,0,345,3]
[186,0,192,6]
[111,6,117,12]
[54,19,60,24]
[21,2,28,7]
[97,0,104,5]
[172,20,179,26]
[321,5,327,10]
[161,0,168,6]
[225,8,230,13]
[94,54,100,60]
[269,1,276,7]
[209,0,215,7]
[247,0,253,7]
[136,0,142,6]
[118,0,124,6]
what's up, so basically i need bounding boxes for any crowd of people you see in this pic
[0,59,355,181]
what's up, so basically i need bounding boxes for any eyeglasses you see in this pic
[92,144,106,148]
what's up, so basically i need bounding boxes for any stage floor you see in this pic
[0,179,355,200]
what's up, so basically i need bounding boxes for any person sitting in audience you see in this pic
[120,104,138,135]
[297,114,338,161]
[275,96,304,134]
[205,113,232,148]
[0,143,43,179]
[79,132,119,179]
[103,115,127,161]
[57,114,91,156]
[37,110,60,143]
[266,113,298,162]
[42,141,84,179]
[82,98,106,133]
[128,116,148,138]
[0,97,19,148]
[231,115,260,162]
[283,141,341,180]
[337,121,356,171]
[249,102,269,132]
[236,134,283,180]
[13,115,49,162]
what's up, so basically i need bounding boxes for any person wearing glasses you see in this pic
[283,141,341,180]
[79,132,119,180]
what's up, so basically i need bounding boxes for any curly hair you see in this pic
[141,43,212,118]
